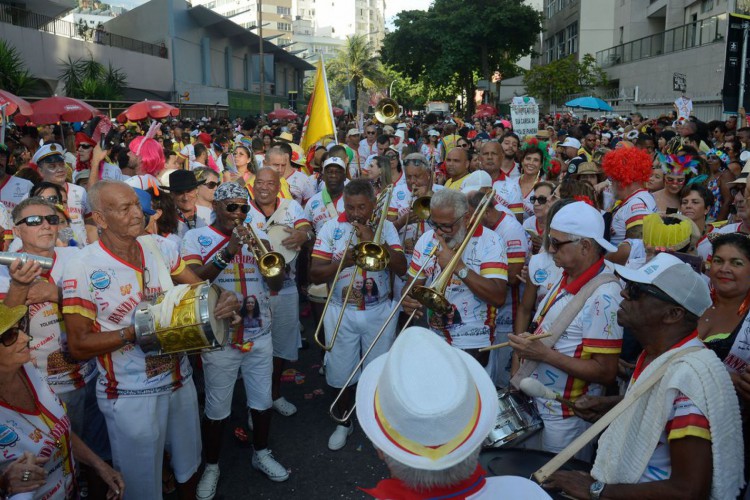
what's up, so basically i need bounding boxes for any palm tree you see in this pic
[0,40,38,95]
[59,56,127,100]
[328,34,386,113]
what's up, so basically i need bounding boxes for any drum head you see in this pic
[307,283,328,304]
[266,224,298,264]
[207,284,228,346]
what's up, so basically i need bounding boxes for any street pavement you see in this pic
[170,303,389,499]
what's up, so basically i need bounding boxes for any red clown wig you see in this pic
[601,147,652,187]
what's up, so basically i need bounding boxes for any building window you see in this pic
[278,22,291,31]
[556,30,565,59]
[277,6,291,15]
[566,21,578,55]
[700,0,714,13]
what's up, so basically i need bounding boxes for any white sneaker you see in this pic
[247,409,253,431]
[252,449,290,482]
[328,424,353,451]
[196,464,220,500]
[272,397,297,417]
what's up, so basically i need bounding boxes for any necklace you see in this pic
[0,371,63,450]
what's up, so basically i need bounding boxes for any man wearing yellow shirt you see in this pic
[443,147,471,190]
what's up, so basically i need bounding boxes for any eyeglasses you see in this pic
[39,162,66,171]
[15,214,61,226]
[385,154,398,159]
[547,236,580,251]
[623,280,680,306]
[1,316,27,347]
[366,131,376,135]
[224,203,250,214]
[38,195,60,204]
[427,213,466,232]
[458,143,470,148]
[203,181,220,189]
[78,144,93,150]
[530,195,550,205]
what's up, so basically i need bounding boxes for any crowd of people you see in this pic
[0,105,748,499]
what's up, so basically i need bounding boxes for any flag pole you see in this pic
[320,53,338,145]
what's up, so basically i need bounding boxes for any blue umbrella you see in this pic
[565,96,613,112]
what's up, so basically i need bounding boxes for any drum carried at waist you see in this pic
[134,281,228,355]
[485,390,543,448]
[307,283,329,304]
[266,224,299,265]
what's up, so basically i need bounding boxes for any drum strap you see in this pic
[267,199,291,227]
[532,346,702,484]
[137,235,174,292]
[510,274,620,389]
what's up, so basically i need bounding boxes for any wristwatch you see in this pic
[589,480,606,500]
[306,229,314,241]
[457,267,469,280]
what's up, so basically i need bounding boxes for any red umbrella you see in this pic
[0,90,33,116]
[476,104,498,115]
[14,96,101,125]
[472,110,495,119]
[268,109,298,121]
[332,107,345,117]
[117,100,179,123]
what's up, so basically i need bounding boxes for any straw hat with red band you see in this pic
[356,326,498,471]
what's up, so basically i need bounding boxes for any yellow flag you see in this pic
[300,55,337,153]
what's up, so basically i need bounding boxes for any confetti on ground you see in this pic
[356,445,362,451]
[304,393,313,399]
[312,389,324,396]
[234,427,248,442]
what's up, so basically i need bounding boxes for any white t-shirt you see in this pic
[523,215,544,236]
[488,213,529,333]
[284,169,316,206]
[0,202,12,244]
[244,199,310,295]
[0,364,76,499]
[528,260,623,419]
[181,225,272,345]
[305,190,345,234]
[125,173,161,191]
[409,227,508,349]
[100,161,124,181]
[492,177,524,218]
[0,175,33,211]
[176,205,214,239]
[61,236,192,398]
[65,182,91,246]
[312,215,402,308]
[610,189,657,246]
[527,250,563,308]
[697,222,743,262]
[358,139,378,161]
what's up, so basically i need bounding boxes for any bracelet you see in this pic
[118,328,132,345]
[212,252,228,270]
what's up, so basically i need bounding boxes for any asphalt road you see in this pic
[172,303,389,500]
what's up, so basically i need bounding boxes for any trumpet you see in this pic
[410,189,495,315]
[312,186,394,352]
[234,222,286,286]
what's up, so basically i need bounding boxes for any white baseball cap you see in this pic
[560,137,581,149]
[347,128,361,137]
[428,129,440,137]
[550,201,618,253]
[322,156,346,171]
[460,170,493,194]
[614,252,711,317]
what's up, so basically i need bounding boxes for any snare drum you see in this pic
[480,448,589,500]
[267,224,299,264]
[484,390,543,448]
[134,282,228,355]
[307,283,328,304]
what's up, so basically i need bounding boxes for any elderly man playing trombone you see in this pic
[310,179,407,452]
[401,189,508,367]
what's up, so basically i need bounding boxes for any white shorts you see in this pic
[270,292,302,361]
[324,300,398,389]
[202,334,273,419]
[98,378,201,500]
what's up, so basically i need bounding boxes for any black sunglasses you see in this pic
[203,181,220,189]
[38,195,60,204]
[530,195,549,205]
[15,214,61,226]
[225,203,250,214]
[547,236,580,250]
[623,280,680,306]
[1,316,28,347]
[78,144,93,150]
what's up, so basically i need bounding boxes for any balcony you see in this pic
[0,4,167,58]
[596,14,726,69]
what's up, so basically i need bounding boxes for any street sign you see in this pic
[722,13,750,112]
[673,73,687,92]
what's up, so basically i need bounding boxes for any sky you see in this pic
[385,0,433,30]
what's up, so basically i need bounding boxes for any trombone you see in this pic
[410,189,495,315]
[234,222,286,288]
[312,186,394,352]
[329,243,439,423]
[411,195,431,221]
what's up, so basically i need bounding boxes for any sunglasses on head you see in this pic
[225,203,250,214]
[530,195,549,205]
[1,316,28,347]
[15,214,61,226]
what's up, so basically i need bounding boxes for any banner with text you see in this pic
[722,13,750,113]
[510,103,539,138]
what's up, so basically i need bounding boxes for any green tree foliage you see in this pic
[59,56,127,100]
[327,34,387,113]
[523,54,608,105]
[382,0,542,114]
[0,40,39,95]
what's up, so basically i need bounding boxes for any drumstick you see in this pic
[478,333,552,352]
[519,377,576,409]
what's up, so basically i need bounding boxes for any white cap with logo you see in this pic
[550,201,618,253]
